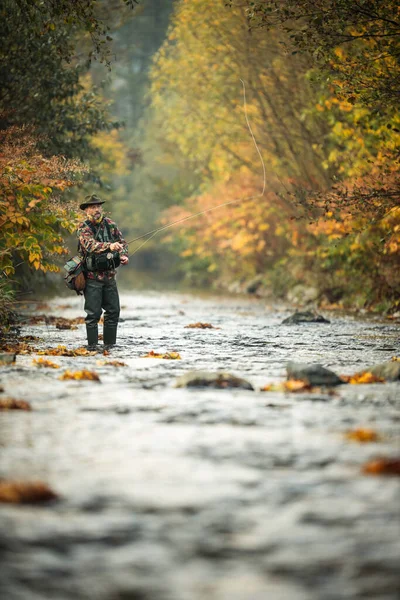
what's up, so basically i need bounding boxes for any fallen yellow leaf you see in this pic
[97,360,127,367]
[341,371,385,384]
[38,346,97,357]
[345,428,380,443]
[32,358,60,369]
[362,457,400,476]
[184,322,220,329]
[0,398,32,411]
[0,481,58,503]
[141,350,181,360]
[59,369,100,381]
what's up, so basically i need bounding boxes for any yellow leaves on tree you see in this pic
[0,127,86,277]
[162,173,305,281]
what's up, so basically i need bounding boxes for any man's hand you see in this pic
[120,255,129,265]
[110,242,123,252]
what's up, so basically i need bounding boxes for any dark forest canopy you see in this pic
[0,0,138,158]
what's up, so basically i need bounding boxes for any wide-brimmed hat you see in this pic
[79,194,106,210]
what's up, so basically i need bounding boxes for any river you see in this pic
[0,291,399,600]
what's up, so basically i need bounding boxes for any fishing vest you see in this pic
[80,219,121,272]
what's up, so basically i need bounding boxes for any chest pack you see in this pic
[80,219,121,272]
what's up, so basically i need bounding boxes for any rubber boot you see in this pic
[103,325,117,349]
[86,325,98,350]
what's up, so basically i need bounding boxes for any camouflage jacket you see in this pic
[77,216,129,281]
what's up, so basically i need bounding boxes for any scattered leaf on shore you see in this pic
[32,358,60,369]
[141,350,181,360]
[0,481,58,503]
[391,356,400,362]
[184,322,220,329]
[59,369,100,381]
[38,345,96,357]
[97,360,127,367]
[103,349,110,356]
[362,457,400,476]
[341,371,385,384]
[0,342,38,355]
[345,428,380,443]
[0,398,32,411]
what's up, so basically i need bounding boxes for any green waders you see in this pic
[84,278,120,348]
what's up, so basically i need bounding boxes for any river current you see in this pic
[0,291,399,600]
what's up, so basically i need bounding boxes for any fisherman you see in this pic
[77,194,129,350]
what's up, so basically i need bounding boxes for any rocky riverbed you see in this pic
[0,291,399,600]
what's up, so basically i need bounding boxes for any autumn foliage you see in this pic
[148,0,400,310]
[0,127,84,278]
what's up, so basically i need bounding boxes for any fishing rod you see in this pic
[126,79,267,258]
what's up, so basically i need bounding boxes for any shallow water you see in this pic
[0,291,399,600]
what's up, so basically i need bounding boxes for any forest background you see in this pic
[0,0,399,332]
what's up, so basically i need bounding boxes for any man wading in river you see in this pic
[78,194,129,350]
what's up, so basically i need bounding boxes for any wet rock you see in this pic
[367,360,400,381]
[0,352,16,365]
[245,275,264,294]
[175,370,254,390]
[281,311,330,325]
[286,362,344,387]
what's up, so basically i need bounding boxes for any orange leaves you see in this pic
[0,342,38,355]
[0,398,32,411]
[0,127,84,277]
[141,350,181,360]
[0,481,58,504]
[32,358,60,369]
[37,346,96,357]
[97,360,127,367]
[341,372,385,384]
[184,322,220,329]
[261,380,312,393]
[345,428,380,443]
[59,369,100,381]
[362,458,400,477]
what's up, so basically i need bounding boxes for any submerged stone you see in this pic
[368,360,400,382]
[286,362,343,387]
[0,352,16,365]
[175,370,254,390]
[281,311,330,325]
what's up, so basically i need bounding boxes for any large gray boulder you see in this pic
[281,311,330,325]
[368,360,400,382]
[175,370,254,390]
[286,362,344,387]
